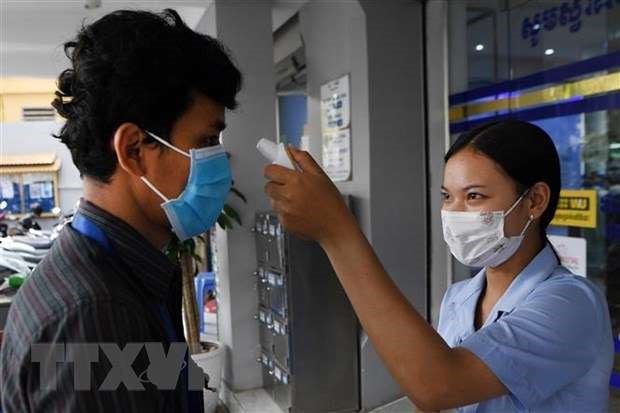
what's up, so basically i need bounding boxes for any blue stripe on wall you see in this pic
[450,90,620,134]
[449,51,620,106]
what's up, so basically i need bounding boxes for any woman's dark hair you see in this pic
[52,9,242,183]
[445,119,561,240]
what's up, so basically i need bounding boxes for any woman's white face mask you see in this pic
[441,190,533,268]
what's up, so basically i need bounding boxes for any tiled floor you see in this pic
[369,397,416,412]
[218,387,416,413]
[218,389,419,413]
[219,388,620,413]
[220,387,281,413]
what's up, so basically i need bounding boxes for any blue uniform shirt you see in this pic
[438,243,613,412]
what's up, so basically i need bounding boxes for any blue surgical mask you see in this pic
[140,131,232,241]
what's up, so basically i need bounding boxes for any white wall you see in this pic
[0,121,83,228]
[301,0,373,237]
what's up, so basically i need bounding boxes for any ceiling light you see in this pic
[475,44,484,52]
[545,48,555,56]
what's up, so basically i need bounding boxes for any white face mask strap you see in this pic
[519,214,534,237]
[145,131,190,158]
[140,176,170,203]
[505,188,531,217]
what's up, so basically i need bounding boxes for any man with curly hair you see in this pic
[0,9,241,413]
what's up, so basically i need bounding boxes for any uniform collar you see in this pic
[73,199,180,303]
[492,243,559,314]
[450,243,559,332]
[452,269,486,308]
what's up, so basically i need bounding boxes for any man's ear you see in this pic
[113,123,149,178]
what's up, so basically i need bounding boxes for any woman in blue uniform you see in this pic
[264,120,613,412]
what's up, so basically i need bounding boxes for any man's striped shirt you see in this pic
[0,200,202,412]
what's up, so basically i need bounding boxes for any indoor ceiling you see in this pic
[0,0,307,78]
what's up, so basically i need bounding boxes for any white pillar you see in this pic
[195,0,276,391]
[426,0,452,329]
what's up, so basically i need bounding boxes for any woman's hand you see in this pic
[263,147,356,245]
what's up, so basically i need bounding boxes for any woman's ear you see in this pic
[528,182,551,220]
[113,123,149,178]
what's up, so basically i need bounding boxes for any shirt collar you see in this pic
[451,269,486,339]
[451,243,559,312]
[74,199,180,302]
[449,243,559,336]
[493,243,559,313]
[452,269,487,307]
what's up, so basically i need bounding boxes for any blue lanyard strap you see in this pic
[71,214,113,252]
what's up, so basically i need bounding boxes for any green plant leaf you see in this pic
[223,204,242,226]
[164,234,182,263]
[217,214,233,230]
[230,187,247,203]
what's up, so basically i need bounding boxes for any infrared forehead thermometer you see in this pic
[256,138,298,170]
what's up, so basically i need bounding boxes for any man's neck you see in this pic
[82,177,171,249]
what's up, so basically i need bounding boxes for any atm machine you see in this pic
[253,212,360,413]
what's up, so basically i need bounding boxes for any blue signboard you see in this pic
[23,176,55,213]
[0,176,22,214]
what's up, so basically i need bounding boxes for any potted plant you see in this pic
[165,187,246,413]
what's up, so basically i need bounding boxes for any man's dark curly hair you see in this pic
[52,8,242,183]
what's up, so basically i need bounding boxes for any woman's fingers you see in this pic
[264,181,288,202]
[288,147,323,175]
[264,164,296,184]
